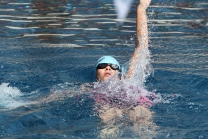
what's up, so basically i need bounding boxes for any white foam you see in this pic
[0,83,27,109]
[124,48,152,88]
[0,82,84,110]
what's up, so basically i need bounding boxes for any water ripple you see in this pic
[0,1,207,40]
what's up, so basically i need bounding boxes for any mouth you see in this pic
[104,72,112,77]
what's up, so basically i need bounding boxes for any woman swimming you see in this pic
[96,0,150,81]
[90,0,158,138]
[93,0,153,106]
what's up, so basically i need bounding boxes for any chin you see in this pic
[100,77,109,81]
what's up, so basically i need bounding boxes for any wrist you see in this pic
[137,5,147,12]
[138,4,147,10]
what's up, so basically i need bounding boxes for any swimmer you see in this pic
[92,0,157,138]
[30,0,155,137]
[96,0,150,81]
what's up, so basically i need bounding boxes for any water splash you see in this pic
[125,48,153,87]
[113,0,134,25]
[0,83,28,109]
[90,78,160,108]
[89,47,160,107]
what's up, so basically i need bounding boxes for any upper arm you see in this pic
[126,2,150,78]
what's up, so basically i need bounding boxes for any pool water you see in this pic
[0,0,208,138]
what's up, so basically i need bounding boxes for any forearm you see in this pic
[136,5,148,49]
[127,2,149,78]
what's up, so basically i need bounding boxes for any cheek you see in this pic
[96,70,104,79]
[96,69,118,81]
[111,70,118,75]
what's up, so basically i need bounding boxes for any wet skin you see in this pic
[96,66,118,81]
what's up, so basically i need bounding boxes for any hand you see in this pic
[139,0,151,9]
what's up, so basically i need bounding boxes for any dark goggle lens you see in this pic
[97,63,119,70]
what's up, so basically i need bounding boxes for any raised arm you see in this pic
[127,0,151,77]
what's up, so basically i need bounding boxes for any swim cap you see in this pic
[96,56,120,70]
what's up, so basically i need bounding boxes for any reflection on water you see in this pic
[0,0,207,40]
[0,0,208,138]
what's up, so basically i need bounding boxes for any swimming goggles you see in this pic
[97,63,119,70]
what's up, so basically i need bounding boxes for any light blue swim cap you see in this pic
[96,56,120,69]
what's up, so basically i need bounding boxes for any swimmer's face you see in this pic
[96,65,118,81]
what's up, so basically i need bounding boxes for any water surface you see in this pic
[0,0,208,138]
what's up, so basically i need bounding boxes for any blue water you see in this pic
[0,0,208,138]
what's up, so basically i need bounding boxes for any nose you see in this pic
[105,66,112,70]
